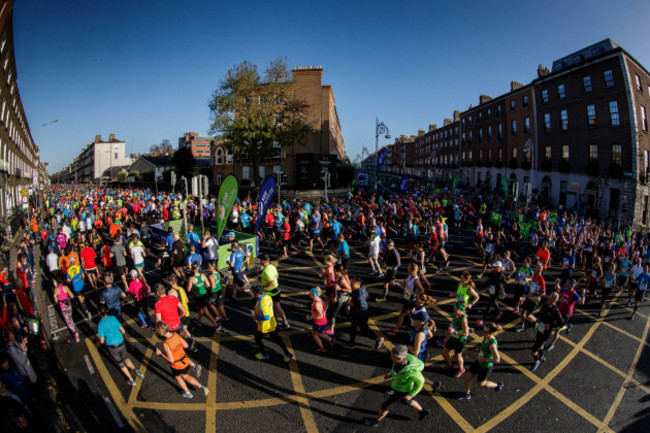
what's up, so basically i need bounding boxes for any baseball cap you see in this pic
[130,269,138,278]
[310,287,320,297]
[226,231,235,238]
[492,261,503,268]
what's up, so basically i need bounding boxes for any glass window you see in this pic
[242,166,251,180]
[544,113,551,132]
[216,148,223,164]
[523,95,529,108]
[498,148,503,162]
[583,76,592,92]
[511,120,517,136]
[558,84,566,99]
[587,104,596,125]
[497,105,502,116]
[524,117,531,134]
[645,150,649,174]
[226,151,233,164]
[478,111,482,120]
[216,174,222,185]
[561,110,568,130]
[510,100,516,111]
[487,109,491,119]
[478,128,483,141]
[259,166,266,179]
[612,144,622,165]
[542,89,549,103]
[562,145,569,160]
[635,74,642,91]
[498,123,503,138]
[545,145,551,159]
[604,69,614,87]
[609,101,620,125]
[589,144,598,161]
[469,131,473,140]
[512,147,518,159]
[487,125,492,139]
[642,105,648,132]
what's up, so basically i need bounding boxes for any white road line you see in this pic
[103,396,125,429]
[84,354,95,375]
[47,304,60,341]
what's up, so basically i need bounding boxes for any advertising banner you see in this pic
[255,175,276,235]
[216,175,238,241]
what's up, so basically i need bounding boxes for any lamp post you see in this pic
[375,118,391,192]
[524,138,534,215]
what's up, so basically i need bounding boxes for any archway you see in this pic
[541,176,552,206]
[585,181,598,215]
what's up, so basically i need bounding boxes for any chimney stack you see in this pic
[537,64,550,78]
[428,124,437,132]
[109,134,115,141]
[510,81,523,91]
[453,110,461,121]
[479,94,492,104]
[417,129,425,137]
[95,135,102,142]
[443,118,452,126]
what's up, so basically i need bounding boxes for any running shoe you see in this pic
[323,329,334,335]
[476,319,484,326]
[362,418,380,427]
[545,344,555,352]
[202,386,209,396]
[370,270,378,275]
[377,273,385,278]
[431,381,441,393]
[565,324,572,334]
[468,327,475,335]
[457,393,471,400]
[140,322,148,328]
[477,273,484,279]
[513,307,520,314]
[386,329,398,336]
[254,352,270,360]
[74,333,80,343]
[316,347,327,354]
[496,382,504,392]
[193,364,202,378]
[214,324,222,334]
[435,339,445,348]
[375,297,387,303]
[374,337,384,350]
[516,325,526,333]
[419,408,430,421]
[494,313,502,321]
[87,311,92,321]
[127,379,137,387]
[182,392,194,399]
[386,389,395,395]
[455,368,466,378]
[530,360,541,372]
[135,370,145,379]
[189,340,198,353]
[283,353,295,362]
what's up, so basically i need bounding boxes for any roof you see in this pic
[139,155,174,167]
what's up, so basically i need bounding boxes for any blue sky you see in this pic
[13,0,650,173]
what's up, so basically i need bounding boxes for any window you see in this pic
[510,100,516,111]
[642,105,648,132]
[589,144,598,161]
[259,166,266,179]
[612,144,622,165]
[226,151,233,164]
[635,74,642,91]
[604,69,614,87]
[512,147,518,159]
[523,95,529,108]
[274,96,283,104]
[524,117,531,134]
[511,120,517,136]
[478,111,482,120]
[545,145,552,159]
[488,149,492,161]
[497,105,502,116]
[216,174,222,185]
[498,123,502,138]
[558,84,566,99]
[645,150,649,175]
[498,148,503,162]
[583,76,592,92]
[562,145,569,160]
[609,101,620,125]
[469,131,473,140]
[468,115,472,125]
[587,104,596,125]
[487,109,491,119]
[242,166,251,180]
[216,148,223,164]
[488,125,492,139]
[544,113,551,132]
[259,96,267,104]
[114,152,118,159]
[478,128,483,141]
[479,149,483,160]
[542,89,549,103]
[561,110,568,130]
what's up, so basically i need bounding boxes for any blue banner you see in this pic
[255,175,276,235]
[399,174,409,192]
[376,148,387,175]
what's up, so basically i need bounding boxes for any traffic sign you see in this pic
[22,196,28,204]
[28,188,33,196]
[21,189,28,196]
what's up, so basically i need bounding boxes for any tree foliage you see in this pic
[117,171,128,183]
[149,139,174,156]
[208,57,315,186]
[172,147,196,180]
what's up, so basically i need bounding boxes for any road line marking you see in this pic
[84,354,95,375]
[127,334,157,405]
[47,304,60,340]
[282,335,319,433]
[205,337,220,433]
[599,302,650,430]
[574,309,650,347]
[103,396,125,429]
[85,339,147,432]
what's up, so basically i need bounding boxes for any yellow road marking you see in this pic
[283,335,319,433]
[205,337,220,433]
[85,338,147,432]
[127,333,157,405]
[599,303,650,430]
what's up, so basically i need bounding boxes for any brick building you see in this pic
[179,132,212,160]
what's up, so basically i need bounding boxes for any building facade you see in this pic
[59,134,132,183]
[0,1,43,217]
[179,132,212,160]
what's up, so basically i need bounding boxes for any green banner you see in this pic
[501,176,509,198]
[520,222,531,238]
[451,173,459,191]
[489,211,502,227]
[216,174,238,241]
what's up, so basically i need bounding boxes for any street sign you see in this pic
[28,188,33,196]
[21,189,28,196]
[22,196,28,204]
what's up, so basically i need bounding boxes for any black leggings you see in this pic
[254,330,289,356]
[349,311,377,344]
[381,391,411,411]
[483,294,501,319]
[329,296,350,326]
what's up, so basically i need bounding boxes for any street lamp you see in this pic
[375,117,390,192]
[38,119,59,150]
[524,138,534,215]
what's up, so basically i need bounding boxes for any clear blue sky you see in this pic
[13,0,650,173]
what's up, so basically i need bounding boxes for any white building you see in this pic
[60,134,133,183]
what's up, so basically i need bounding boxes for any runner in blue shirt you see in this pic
[599,264,617,317]
[337,233,350,270]
[97,304,143,386]
[331,216,343,241]
[229,241,253,300]
[165,227,175,252]
[629,264,649,320]
[186,224,200,251]
[308,212,324,254]
[186,245,203,269]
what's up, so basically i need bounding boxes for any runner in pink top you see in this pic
[53,276,79,342]
[128,270,152,328]
[307,287,334,353]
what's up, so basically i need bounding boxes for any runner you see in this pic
[547,279,584,349]
[52,275,79,342]
[628,263,649,320]
[186,263,220,331]
[249,285,294,361]
[154,283,197,352]
[228,241,253,300]
[206,262,227,324]
[306,287,334,353]
[343,276,384,350]
[516,264,546,332]
[127,270,152,329]
[530,292,563,372]
[441,301,469,378]
[408,312,436,363]
[457,323,504,400]
[154,321,208,398]
[376,240,400,303]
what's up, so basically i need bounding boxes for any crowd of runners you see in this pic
[0,180,648,429]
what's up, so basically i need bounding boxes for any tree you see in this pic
[117,171,128,183]
[172,147,195,180]
[208,57,315,187]
[149,139,174,156]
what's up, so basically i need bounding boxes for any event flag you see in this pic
[255,175,276,235]
[376,148,388,175]
[399,174,409,192]
[216,174,238,241]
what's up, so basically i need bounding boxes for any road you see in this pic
[41,230,650,433]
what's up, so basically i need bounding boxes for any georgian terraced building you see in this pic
[0,0,44,217]
[375,39,650,226]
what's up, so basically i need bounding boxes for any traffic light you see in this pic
[281,173,288,184]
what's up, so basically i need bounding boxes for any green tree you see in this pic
[208,57,315,186]
[117,171,128,183]
[149,139,174,156]
[172,147,195,180]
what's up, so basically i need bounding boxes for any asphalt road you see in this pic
[41,230,650,433]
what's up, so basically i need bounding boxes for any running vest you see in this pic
[479,337,497,368]
[456,283,471,306]
[451,314,468,342]
[414,329,428,361]
[192,275,207,297]
[166,333,189,370]
[211,272,222,292]
[311,297,328,326]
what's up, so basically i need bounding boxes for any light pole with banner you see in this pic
[524,138,534,215]
[375,118,391,192]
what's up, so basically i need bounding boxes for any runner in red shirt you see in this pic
[154,284,198,352]
[546,279,585,350]
[81,238,99,290]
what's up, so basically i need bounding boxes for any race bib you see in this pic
[489,285,496,295]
